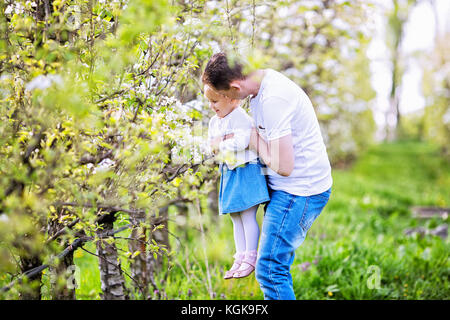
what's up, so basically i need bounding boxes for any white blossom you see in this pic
[25,1,37,8]
[13,2,24,14]
[443,109,450,125]
[4,5,13,15]
[93,158,116,173]
[25,74,63,91]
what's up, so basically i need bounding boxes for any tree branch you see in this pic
[0,224,132,294]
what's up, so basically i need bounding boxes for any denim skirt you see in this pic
[218,160,270,215]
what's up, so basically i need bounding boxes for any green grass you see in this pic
[73,140,450,300]
[3,140,448,299]
[168,140,449,300]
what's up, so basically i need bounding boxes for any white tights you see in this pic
[229,205,259,269]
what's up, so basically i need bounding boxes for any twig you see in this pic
[45,218,80,244]
[95,89,128,104]
[225,0,235,45]
[53,202,148,216]
[251,0,256,49]
[194,197,213,299]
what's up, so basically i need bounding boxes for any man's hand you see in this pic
[247,128,294,176]
[248,127,259,152]
[223,133,234,140]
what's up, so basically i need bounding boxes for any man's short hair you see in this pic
[202,53,245,90]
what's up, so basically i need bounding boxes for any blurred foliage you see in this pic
[396,4,449,159]
[0,0,215,299]
[220,0,378,162]
[420,31,450,159]
[385,0,449,157]
[6,0,447,300]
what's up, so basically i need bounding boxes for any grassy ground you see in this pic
[6,140,448,300]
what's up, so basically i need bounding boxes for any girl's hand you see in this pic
[210,136,223,155]
[210,134,234,155]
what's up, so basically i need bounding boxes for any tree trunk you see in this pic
[51,251,76,300]
[96,215,128,300]
[128,211,150,298]
[207,177,219,223]
[19,256,42,300]
[386,95,400,141]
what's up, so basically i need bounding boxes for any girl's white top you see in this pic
[207,107,258,170]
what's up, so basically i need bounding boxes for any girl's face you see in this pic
[204,84,239,118]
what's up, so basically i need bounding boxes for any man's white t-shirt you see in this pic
[249,69,332,196]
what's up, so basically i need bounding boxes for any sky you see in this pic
[367,0,450,137]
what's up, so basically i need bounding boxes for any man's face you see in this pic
[204,85,239,118]
[216,80,246,100]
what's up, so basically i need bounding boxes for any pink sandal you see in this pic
[224,252,245,280]
[233,251,257,279]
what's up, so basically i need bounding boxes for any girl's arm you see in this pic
[218,109,253,152]
[249,128,294,177]
[207,117,222,155]
[218,128,251,152]
[209,136,223,155]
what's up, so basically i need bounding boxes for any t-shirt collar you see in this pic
[220,106,241,120]
[251,69,269,101]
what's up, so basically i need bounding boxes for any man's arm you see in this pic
[248,128,294,177]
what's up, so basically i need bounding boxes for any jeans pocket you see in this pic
[299,195,328,232]
[299,205,319,232]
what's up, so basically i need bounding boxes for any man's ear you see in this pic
[228,81,242,99]
[229,81,241,91]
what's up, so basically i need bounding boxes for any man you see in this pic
[202,53,332,300]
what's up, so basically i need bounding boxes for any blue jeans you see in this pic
[255,187,331,300]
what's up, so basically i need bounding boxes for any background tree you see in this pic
[384,0,417,140]
[420,1,450,158]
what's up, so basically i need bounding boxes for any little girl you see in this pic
[205,84,269,279]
